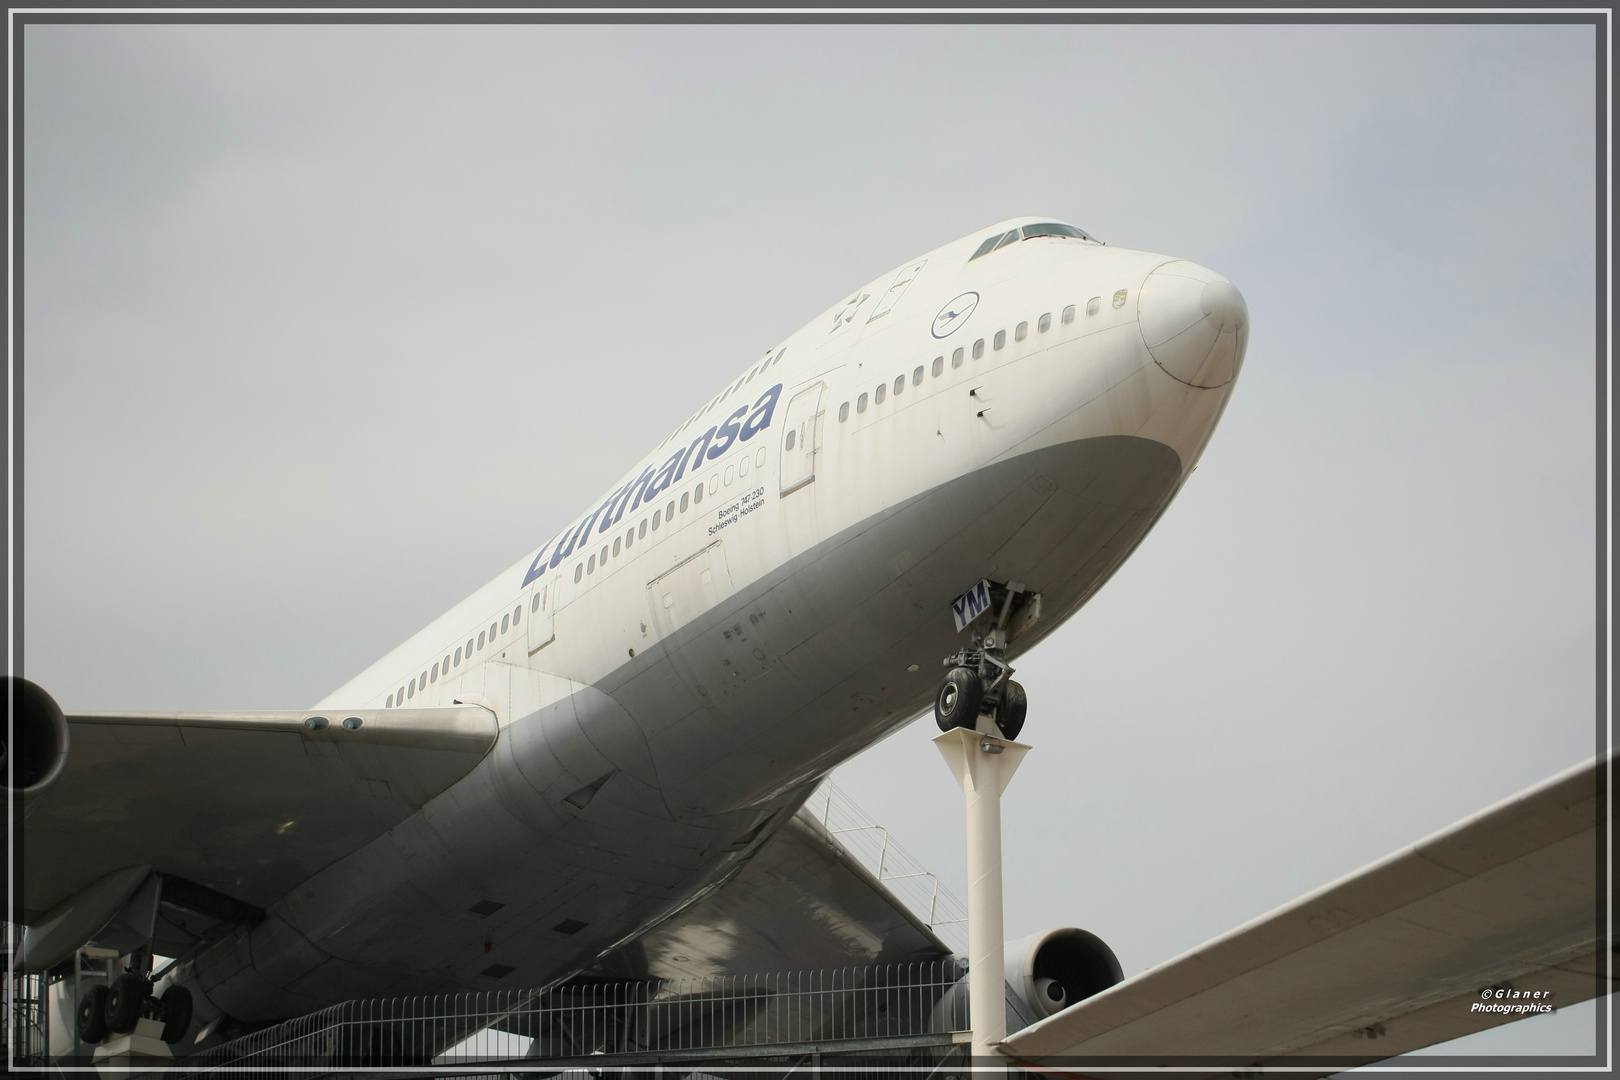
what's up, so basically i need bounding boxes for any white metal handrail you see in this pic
[804,778,969,955]
[181,960,969,1074]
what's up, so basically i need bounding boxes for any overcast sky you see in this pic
[20,19,1603,1060]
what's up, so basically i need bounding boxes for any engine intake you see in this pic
[6,677,70,799]
[1005,926,1123,1021]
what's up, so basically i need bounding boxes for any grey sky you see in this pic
[20,21,1602,1058]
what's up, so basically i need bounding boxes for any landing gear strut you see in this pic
[934,583,1034,740]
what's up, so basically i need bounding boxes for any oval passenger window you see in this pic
[786,429,797,451]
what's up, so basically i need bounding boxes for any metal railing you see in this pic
[183,960,968,1074]
[4,926,51,1067]
[805,778,969,955]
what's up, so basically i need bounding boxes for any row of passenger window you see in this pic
[834,294,1116,422]
[570,445,768,584]
[385,601,528,708]
[384,439,770,708]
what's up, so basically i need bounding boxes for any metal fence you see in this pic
[4,931,51,1067]
[183,960,968,1074]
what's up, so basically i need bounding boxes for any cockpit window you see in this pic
[969,222,1097,262]
[1021,222,1094,241]
[970,231,1015,260]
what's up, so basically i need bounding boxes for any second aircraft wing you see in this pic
[1000,754,1610,1075]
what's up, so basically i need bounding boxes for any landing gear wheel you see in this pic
[996,680,1027,740]
[77,986,110,1044]
[105,973,146,1035]
[935,667,984,731]
[159,987,194,1044]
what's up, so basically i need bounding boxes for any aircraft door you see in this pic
[779,383,825,496]
[646,541,733,639]
[527,582,556,655]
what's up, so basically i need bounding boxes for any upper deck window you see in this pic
[969,222,1098,262]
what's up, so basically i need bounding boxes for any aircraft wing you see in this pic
[1000,754,1610,1075]
[584,800,957,981]
[22,706,499,945]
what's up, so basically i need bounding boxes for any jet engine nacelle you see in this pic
[6,677,70,801]
[1004,926,1123,1021]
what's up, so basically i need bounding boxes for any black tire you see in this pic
[77,985,110,1044]
[160,986,194,1045]
[934,667,984,731]
[105,973,146,1035]
[996,680,1027,740]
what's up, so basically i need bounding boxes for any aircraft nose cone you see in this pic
[1138,261,1248,388]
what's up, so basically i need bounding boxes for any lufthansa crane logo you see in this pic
[932,292,979,339]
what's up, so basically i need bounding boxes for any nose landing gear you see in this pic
[935,666,985,730]
[934,582,1038,740]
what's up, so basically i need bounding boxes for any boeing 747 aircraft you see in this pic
[15,217,1604,1071]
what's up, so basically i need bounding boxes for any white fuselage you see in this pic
[181,216,1247,1022]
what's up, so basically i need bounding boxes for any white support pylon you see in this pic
[935,725,1030,1069]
